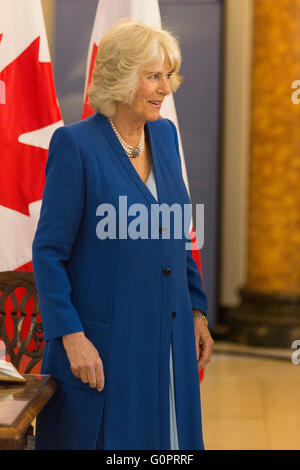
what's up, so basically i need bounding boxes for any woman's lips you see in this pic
[148,100,162,108]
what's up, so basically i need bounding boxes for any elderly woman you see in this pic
[32,19,214,450]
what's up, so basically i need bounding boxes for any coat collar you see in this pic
[94,112,164,207]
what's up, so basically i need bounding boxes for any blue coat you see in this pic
[32,112,208,450]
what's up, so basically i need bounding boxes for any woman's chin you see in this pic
[146,111,161,121]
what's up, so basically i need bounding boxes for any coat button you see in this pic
[162,267,171,276]
[159,226,167,234]
[171,312,176,319]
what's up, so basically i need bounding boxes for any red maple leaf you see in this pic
[0,36,61,216]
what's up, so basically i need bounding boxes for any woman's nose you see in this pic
[158,78,171,95]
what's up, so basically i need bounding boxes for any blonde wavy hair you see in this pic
[88,19,183,118]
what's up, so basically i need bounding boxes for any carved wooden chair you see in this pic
[0,271,44,450]
[0,271,44,373]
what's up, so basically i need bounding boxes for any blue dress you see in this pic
[145,166,179,450]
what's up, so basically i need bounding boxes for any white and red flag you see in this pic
[0,0,63,272]
[82,0,205,381]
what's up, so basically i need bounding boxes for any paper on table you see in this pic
[0,360,26,383]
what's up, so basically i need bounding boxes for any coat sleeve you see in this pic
[167,118,208,316]
[32,126,85,341]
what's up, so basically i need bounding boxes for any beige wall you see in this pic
[219,0,253,306]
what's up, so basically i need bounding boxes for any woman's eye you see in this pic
[149,73,172,80]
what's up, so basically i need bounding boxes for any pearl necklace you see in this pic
[109,118,145,158]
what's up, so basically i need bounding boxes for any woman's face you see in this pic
[130,58,173,123]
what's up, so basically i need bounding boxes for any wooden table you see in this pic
[0,374,59,450]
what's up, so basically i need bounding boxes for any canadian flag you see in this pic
[0,0,63,272]
[82,0,205,381]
